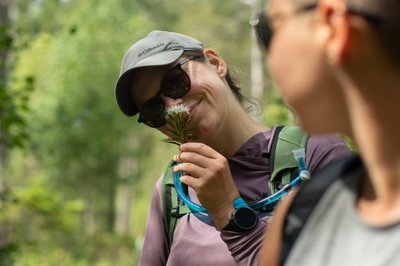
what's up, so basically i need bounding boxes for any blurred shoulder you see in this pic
[306,133,352,171]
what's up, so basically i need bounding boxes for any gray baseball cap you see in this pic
[115,30,204,117]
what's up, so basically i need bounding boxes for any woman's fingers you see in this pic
[179,142,220,159]
[172,142,240,220]
[174,142,224,169]
[173,161,204,179]
[174,151,209,169]
[179,173,201,189]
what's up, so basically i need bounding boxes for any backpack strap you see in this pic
[269,126,308,194]
[162,160,191,247]
[279,154,361,265]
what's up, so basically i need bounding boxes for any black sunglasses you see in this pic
[137,55,203,128]
[251,4,317,51]
[252,4,382,51]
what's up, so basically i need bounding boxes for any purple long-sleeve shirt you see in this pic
[139,127,351,266]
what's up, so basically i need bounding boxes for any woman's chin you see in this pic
[296,117,333,135]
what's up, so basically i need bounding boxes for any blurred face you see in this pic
[130,52,233,143]
[266,0,349,134]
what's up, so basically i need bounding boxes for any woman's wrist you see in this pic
[209,193,240,229]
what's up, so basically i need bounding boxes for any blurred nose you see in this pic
[161,95,184,108]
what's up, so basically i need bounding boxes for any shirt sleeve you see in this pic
[138,176,169,266]
[221,216,271,266]
[305,133,352,175]
[220,133,351,265]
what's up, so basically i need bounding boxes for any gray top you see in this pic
[286,159,400,266]
[139,127,351,266]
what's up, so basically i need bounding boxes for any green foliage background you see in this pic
[0,0,295,265]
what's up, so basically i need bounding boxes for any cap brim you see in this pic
[115,50,184,117]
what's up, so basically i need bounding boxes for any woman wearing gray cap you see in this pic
[115,30,350,265]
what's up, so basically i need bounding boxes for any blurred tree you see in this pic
[1,0,13,260]
[0,0,10,204]
[10,0,162,239]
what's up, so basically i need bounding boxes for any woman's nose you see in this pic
[161,95,184,107]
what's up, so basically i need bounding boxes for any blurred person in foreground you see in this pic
[252,0,400,265]
[114,30,350,265]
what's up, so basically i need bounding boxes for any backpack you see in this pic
[161,125,308,246]
[279,154,360,265]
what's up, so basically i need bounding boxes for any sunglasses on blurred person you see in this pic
[251,3,382,51]
[137,55,204,128]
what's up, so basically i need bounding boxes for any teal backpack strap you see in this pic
[162,160,191,247]
[269,126,308,194]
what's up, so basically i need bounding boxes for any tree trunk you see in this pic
[0,0,10,249]
[250,26,264,101]
[0,0,9,198]
[114,183,133,236]
[106,177,117,233]
[114,154,138,236]
[245,0,264,122]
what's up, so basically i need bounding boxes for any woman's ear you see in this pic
[318,0,351,65]
[203,48,228,78]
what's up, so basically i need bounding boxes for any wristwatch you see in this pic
[223,197,258,232]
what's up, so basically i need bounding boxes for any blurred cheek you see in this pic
[267,33,329,128]
[268,41,306,104]
[268,43,347,134]
[268,24,324,100]
[269,24,314,79]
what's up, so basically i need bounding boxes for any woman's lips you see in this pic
[188,99,201,115]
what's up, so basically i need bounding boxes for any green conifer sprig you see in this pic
[162,104,198,146]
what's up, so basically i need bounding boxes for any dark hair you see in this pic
[354,0,400,66]
[225,68,261,114]
[226,69,246,103]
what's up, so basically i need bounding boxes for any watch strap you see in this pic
[233,197,248,209]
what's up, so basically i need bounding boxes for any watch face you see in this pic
[234,207,257,230]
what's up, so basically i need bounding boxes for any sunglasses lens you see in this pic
[139,98,165,128]
[255,13,272,49]
[161,67,190,99]
[137,59,194,128]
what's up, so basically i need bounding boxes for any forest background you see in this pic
[0,0,295,265]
